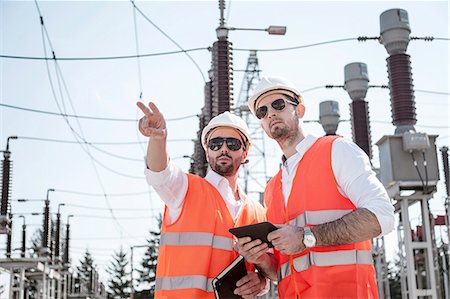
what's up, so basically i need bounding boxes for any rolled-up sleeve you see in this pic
[144,160,188,223]
[332,138,395,237]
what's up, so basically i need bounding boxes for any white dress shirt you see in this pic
[145,162,245,224]
[281,134,395,237]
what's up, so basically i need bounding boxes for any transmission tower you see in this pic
[235,51,269,202]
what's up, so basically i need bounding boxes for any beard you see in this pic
[270,117,299,142]
[209,153,241,176]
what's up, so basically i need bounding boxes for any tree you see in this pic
[107,247,131,299]
[136,229,160,294]
[77,249,96,292]
[136,214,162,296]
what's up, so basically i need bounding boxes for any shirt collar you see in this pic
[205,169,226,188]
[281,134,318,165]
[205,169,245,201]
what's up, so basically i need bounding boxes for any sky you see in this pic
[1,0,449,288]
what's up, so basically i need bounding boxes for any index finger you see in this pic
[136,101,151,117]
[148,102,160,114]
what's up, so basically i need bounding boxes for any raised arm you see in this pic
[137,101,168,171]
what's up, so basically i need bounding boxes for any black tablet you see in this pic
[229,221,278,248]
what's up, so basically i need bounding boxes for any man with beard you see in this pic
[137,101,268,299]
[235,77,394,299]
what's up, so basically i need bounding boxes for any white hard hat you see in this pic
[247,76,302,116]
[201,111,252,152]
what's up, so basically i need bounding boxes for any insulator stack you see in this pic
[6,214,12,257]
[203,81,213,125]
[1,158,12,216]
[21,224,26,257]
[64,223,70,264]
[344,62,373,159]
[386,53,417,128]
[55,214,61,260]
[350,100,373,160]
[42,202,51,254]
[212,40,233,116]
[190,80,213,176]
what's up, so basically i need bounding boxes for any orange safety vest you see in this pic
[265,136,378,299]
[155,174,266,299]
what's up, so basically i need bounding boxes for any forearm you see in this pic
[146,138,169,171]
[255,253,278,281]
[312,208,381,247]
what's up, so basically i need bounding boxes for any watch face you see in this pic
[304,235,316,247]
[303,228,316,248]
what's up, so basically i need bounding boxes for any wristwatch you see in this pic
[303,227,317,248]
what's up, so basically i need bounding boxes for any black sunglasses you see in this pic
[208,137,243,151]
[255,98,298,119]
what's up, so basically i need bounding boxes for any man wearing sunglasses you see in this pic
[235,77,394,299]
[137,101,268,299]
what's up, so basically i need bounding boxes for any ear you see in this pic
[296,103,305,119]
[241,150,248,164]
[205,150,210,163]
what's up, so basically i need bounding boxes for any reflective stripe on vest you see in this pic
[160,232,233,251]
[278,249,373,281]
[156,275,214,292]
[288,209,353,227]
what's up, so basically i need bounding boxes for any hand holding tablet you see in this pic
[229,221,278,248]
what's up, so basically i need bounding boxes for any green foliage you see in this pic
[135,215,162,296]
[107,247,131,299]
[77,249,96,292]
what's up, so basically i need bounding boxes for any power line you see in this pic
[34,0,133,236]
[0,103,198,122]
[2,36,447,62]
[13,135,189,163]
[0,47,207,61]
[129,0,206,82]
[415,89,450,96]
[235,37,358,52]
[14,136,191,145]
[54,189,151,197]
[64,203,161,212]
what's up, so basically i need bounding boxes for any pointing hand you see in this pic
[136,102,167,139]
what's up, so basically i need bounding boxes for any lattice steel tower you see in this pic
[235,51,269,202]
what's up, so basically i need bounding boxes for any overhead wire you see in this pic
[54,188,151,197]
[131,4,147,154]
[2,36,448,61]
[235,37,358,52]
[33,0,131,237]
[0,102,199,121]
[14,136,191,145]
[0,47,208,61]
[129,0,206,83]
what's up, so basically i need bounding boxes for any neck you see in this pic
[225,172,240,200]
[277,125,306,159]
